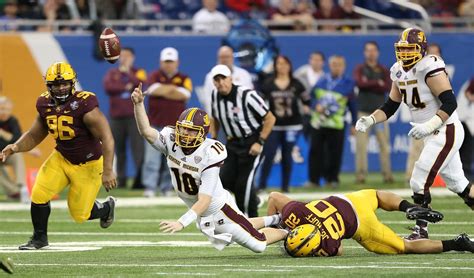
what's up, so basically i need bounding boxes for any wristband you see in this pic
[178,209,197,227]
[370,115,377,125]
[257,137,266,145]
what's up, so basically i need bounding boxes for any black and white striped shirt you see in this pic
[211,84,269,139]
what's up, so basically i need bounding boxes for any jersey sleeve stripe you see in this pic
[202,160,225,172]
[424,68,446,83]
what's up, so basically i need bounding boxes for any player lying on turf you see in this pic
[132,83,287,252]
[267,190,474,257]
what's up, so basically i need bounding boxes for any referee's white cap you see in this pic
[211,64,231,78]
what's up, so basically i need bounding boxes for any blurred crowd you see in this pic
[1,39,474,200]
[1,0,473,32]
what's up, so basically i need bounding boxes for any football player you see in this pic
[268,190,474,257]
[355,27,474,240]
[132,83,287,252]
[0,62,117,250]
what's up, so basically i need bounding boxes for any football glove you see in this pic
[408,115,443,139]
[355,115,376,133]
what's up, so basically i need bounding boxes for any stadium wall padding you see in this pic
[2,33,473,186]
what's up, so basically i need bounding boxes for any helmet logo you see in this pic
[418,32,426,43]
[203,114,210,126]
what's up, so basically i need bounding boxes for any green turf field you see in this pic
[1,173,473,277]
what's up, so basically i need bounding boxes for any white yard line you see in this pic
[155,273,215,276]
[14,263,474,271]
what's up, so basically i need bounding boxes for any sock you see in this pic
[31,202,51,239]
[416,219,428,231]
[442,239,459,252]
[263,214,281,227]
[399,200,416,212]
[458,183,472,199]
[88,200,110,220]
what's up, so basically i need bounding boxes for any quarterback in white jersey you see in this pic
[131,83,287,252]
[355,28,473,240]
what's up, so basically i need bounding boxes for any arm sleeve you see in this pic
[247,90,269,118]
[82,93,99,114]
[150,127,170,155]
[199,166,221,196]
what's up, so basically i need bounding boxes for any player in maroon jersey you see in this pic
[1,62,117,250]
[268,190,474,256]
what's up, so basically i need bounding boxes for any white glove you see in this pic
[408,116,443,140]
[355,115,376,133]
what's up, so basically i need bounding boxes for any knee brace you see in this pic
[457,183,474,210]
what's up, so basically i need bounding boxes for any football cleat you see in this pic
[100,196,116,229]
[18,237,49,250]
[0,257,14,274]
[453,233,474,252]
[405,225,429,240]
[406,207,444,223]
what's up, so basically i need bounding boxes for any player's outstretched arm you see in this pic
[132,83,159,144]
[160,193,212,234]
[356,82,401,133]
[84,107,117,191]
[0,116,47,162]
[160,166,218,234]
[267,191,293,215]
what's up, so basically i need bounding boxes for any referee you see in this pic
[209,65,276,217]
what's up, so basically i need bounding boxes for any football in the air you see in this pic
[99,27,121,64]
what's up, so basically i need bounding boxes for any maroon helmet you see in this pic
[394,27,428,67]
[175,108,210,148]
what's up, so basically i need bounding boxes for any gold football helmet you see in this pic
[284,224,321,257]
[45,62,77,103]
[175,108,210,148]
[394,27,428,67]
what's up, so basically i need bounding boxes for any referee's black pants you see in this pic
[220,137,261,217]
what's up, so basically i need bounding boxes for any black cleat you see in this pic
[405,226,429,240]
[19,237,49,250]
[0,257,14,274]
[453,233,474,252]
[100,196,116,229]
[406,207,444,223]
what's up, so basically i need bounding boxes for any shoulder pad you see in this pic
[416,55,446,74]
[389,62,402,82]
[203,139,227,167]
[161,126,175,140]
